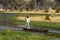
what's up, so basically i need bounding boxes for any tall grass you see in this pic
[30,21,60,29]
[0,30,56,40]
[14,20,60,29]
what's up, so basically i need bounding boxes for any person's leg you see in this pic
[26,22,28,28]
[27,22,30,29]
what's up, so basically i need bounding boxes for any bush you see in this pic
[45,15,50,20]
[56,9,60,13]
[56,7,60,13]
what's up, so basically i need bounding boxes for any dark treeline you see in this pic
[0,0,60,11]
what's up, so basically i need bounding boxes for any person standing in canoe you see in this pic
[25,16,30,29]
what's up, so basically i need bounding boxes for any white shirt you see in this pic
[26,18,30,23]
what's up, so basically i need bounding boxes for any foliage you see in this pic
[0,0,60,10]
[0,31,56,40]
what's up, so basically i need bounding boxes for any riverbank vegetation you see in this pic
[12,20,60,30]
[0,0,60,13]
[0,30,59,40]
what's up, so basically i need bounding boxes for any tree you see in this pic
[1,0,25,10]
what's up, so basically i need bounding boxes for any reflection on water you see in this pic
[55,38,60,40]
[0,13,17,17]
[49,29,60,34]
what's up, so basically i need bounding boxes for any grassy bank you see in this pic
[0,30,58,40]
[30,21,60,29]
[14,20,60,30]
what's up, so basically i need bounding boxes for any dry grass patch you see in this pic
[17,16,60,22]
